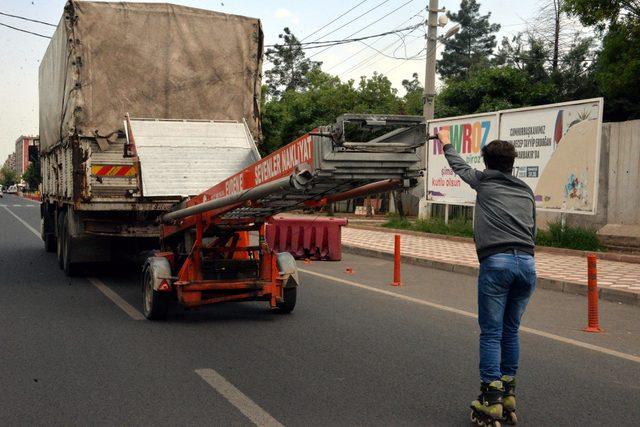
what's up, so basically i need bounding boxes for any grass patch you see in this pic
[536,221,604,252]
[382,215,473,238]
[382,217,603,251]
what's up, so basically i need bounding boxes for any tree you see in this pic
[564,0,640,120]
[437,0,501,80]
[264,27,321,98]
[401,72,424,115]
[22,161,41,191]
[563,0,640,27]
[0,167,18,187]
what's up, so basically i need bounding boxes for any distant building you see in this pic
[3,153,16,171]
[15,135,39,176]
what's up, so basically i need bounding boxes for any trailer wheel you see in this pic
[41,217,56,252]
[60,212,81,276]
[142,264,169,320]
[56,210,65,268]
[276,287,297,314]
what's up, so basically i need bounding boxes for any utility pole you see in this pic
[423,0,439,121]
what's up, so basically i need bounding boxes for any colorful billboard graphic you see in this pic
[427,98,603,214]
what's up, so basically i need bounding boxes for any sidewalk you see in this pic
[341,226,640,306]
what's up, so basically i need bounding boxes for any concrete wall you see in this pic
[537,119,640,230]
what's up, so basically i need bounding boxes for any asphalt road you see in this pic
[1,193,639,426]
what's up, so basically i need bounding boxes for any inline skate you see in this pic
[501,375,517,425]
[470,380,504,427]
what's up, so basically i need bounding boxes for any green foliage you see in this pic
[383,215,474,238]
[435,66,557,118]
[401,73,424,115]
[536,221,603,251]
[22,161,41,191]
[383,217,602,251]
[437,0,501,80]
[264,27,321,97]
[563,0,639,27]
[593,24,640,120]
[0,167,18,187]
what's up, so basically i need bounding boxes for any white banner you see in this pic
[426,98,603,214]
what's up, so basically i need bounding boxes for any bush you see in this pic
[382,215,474,238]
[383,217,603,252]
[536,221,603,252]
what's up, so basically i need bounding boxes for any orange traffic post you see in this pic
[583,253,603,333]
[391,234,401,287]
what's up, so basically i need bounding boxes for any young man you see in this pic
[437,129,537,426]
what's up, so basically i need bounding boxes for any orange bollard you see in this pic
[583,254,603,333]
[391,234,401,286]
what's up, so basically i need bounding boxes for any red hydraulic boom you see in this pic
[140,114,426,319]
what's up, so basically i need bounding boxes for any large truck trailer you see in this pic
[38,1,263,274]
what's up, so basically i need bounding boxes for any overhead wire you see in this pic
[327,7,424,73]
[300,0,369,42]
[0,21,51,39]
[0,11,56,27]
[307,0,415,60]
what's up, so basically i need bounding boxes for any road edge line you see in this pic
[2,205,40,238]
[195,368,284,427]
[299,268,640,365]
[87,277,145,321]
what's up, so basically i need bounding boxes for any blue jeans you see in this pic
[478,251,536,383]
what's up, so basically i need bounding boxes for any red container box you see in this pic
[266,216,348,261]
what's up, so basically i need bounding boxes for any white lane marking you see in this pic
[299,268,640,365]
[195,368,284,427]
[2,205,40,237]
[87,277,145,321]
[2,204,146,321]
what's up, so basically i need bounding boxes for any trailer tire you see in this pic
[61,213,81,277]
[41,217,56,252]
[276,287,297,314]
[56,210,65,268]
[142,264,169,320]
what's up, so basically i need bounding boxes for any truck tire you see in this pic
[41,216,56,252]
[61,213,81,276]
[276,287,297,314]
[142,263,169,320]
[56,210,65,268]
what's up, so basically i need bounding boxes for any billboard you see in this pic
[426,98,603,214]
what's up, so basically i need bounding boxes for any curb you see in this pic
[347,224,640,265]
[342,245,640,307]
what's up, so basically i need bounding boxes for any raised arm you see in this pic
[437,129,483,189]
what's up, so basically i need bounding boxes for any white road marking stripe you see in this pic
[87,277,145,321]
[2,204,145,321]
[2,205,40,237]
[195,368,284,427]
[299,268,640,365]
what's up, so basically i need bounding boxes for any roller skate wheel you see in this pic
[506,411,517,425]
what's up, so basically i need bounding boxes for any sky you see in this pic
[0,0,540,163]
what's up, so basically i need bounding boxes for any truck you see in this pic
[39,1,263,275]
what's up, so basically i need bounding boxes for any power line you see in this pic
[0,11,56,27]
[265,24,421,50]
[307,0,392,46]
[327,7,424,73]
[308,0,415,60]
[0,21,51,39]
[300,0,369,42]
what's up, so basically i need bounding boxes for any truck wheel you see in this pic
[276,287,297,314]
[142,264,169,320]
[62,214,81,276]
[56,211,65,268]
[41,217,56,252]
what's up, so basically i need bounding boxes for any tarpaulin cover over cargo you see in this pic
[39,0,263,152]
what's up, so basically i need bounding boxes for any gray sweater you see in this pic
[443,144,536,261]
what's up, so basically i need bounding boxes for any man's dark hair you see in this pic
[481,140,517,173]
